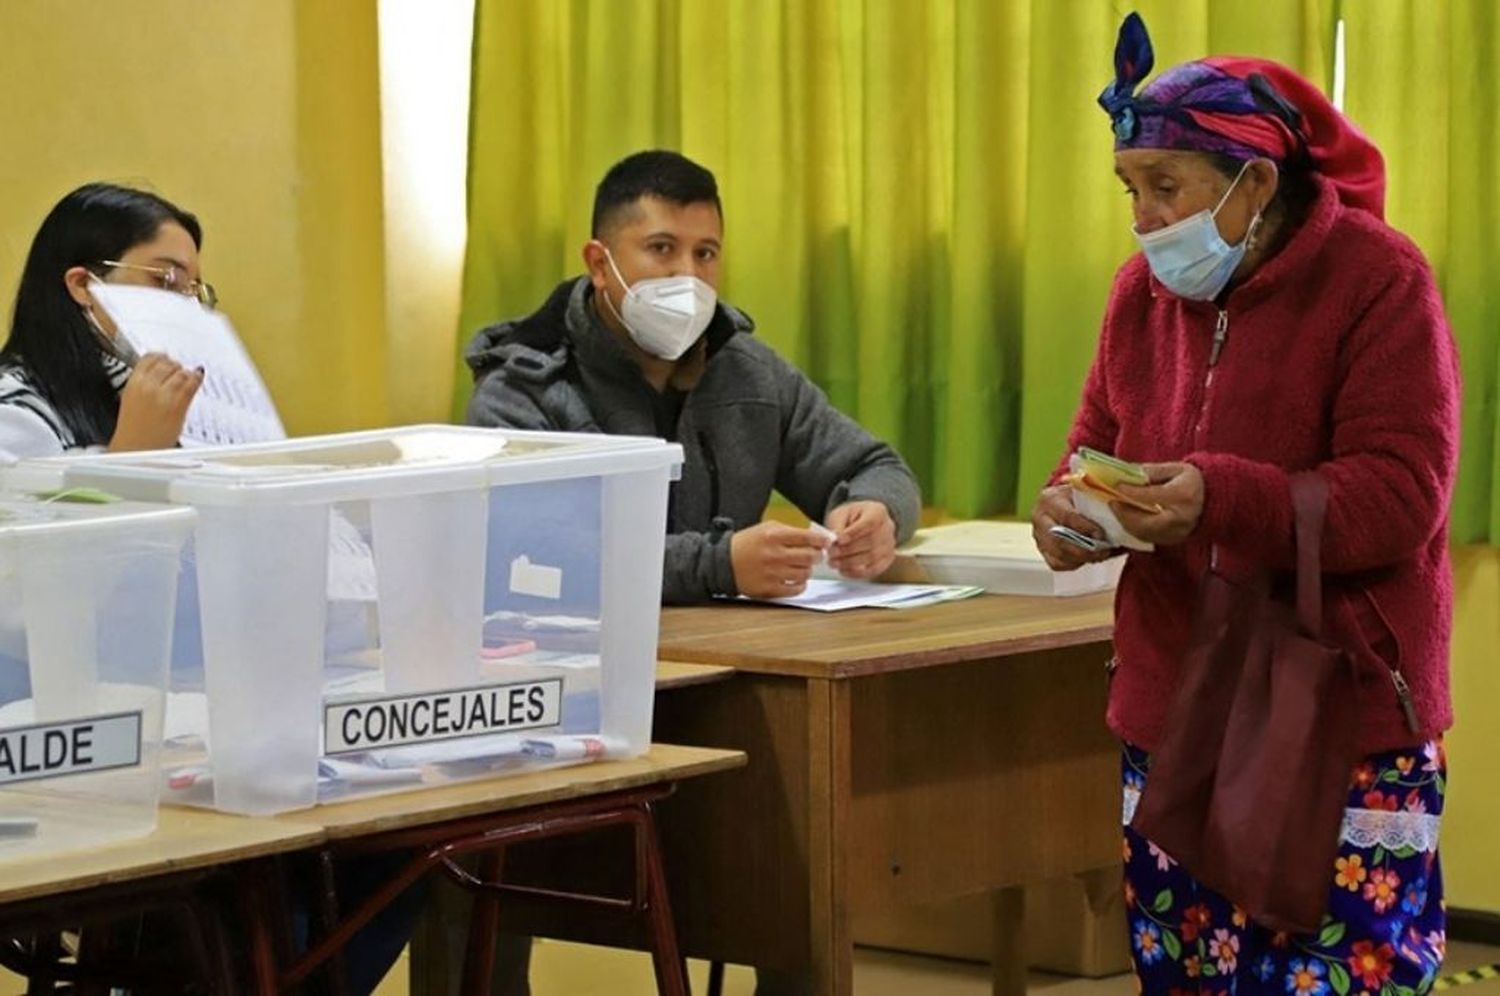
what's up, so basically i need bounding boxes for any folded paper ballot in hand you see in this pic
[1062,471,1162,515]
[1077,446,1150,486]
[1065,449,1155,552]
[1063,447,1161,514]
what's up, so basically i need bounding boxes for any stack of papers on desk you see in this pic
[751,579,983,612]
[902,520,1123,597]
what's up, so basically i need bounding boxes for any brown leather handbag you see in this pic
[1130,473,1362,934]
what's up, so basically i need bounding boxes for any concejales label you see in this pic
[323,679,563,756]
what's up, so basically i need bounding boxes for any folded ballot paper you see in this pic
[1060,448,1156,552]
[903,520,1123,597]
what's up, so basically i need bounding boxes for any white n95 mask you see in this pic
[601,250,717,360]
[1134,160,1264,302]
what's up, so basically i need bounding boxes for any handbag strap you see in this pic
[1291,473,1330,637]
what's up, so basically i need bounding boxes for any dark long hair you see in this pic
[1,183,202,445]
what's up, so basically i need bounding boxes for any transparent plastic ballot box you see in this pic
[0,494,193,860]
[1,426,683,816]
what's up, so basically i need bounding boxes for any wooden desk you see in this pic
[276,745,746,995]
[0,808,321,906]
[279,744,746,839]
[0,748,744,995]
[509,593,1118,996]
[654,660,736,691]
[0,808,322,991]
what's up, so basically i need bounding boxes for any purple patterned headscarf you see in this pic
[1097,12,1388,217]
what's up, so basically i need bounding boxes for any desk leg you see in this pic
[462,850,504,995]
[991,886,1026,996]
[639,801,689,996]
[237,857,294,996]
[808,678,853,996]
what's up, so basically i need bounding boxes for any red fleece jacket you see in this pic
[1060,176,1459,755]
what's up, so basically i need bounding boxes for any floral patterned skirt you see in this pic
[1121,741,1447,996]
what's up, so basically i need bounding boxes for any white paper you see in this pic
[1066,454,1154,552]
[164,691,209,745]
[748,579,984,613]
[485,611,600,634]
[318,756,424,787]
[1069,489,1154,552]
[328,512,379,601]
[509,555,563,600]
[368,733,527,769]
[112,298,285,448]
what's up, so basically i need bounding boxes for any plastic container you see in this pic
[3,427,681,815]
[0,495,193,860]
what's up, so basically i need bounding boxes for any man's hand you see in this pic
[730,521,832,598]
[1113,462,1205,547]
[825,500,897,580]
[1032,485,1114,570]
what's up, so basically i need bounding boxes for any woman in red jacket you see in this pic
[1032,14,1459,994]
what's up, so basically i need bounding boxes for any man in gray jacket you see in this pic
[425,150,919,996]
[465,149,920,603]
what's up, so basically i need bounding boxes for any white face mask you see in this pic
[1134,160,1265,302]
[599,249,717,360]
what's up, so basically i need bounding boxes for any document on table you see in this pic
[747,579,983,612]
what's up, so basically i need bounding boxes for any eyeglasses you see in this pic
[98,260,218,311]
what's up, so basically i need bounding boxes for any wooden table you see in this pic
[654,660,736,691]
[273,744,745,995]
[277,744,746,840]
[0,746,744,995]
[508,592,1119,996]
[0,808,323,991]
[0,808,322,907]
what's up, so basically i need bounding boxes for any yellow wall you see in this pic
[1444,546,1500,911]
[0,1,390,435]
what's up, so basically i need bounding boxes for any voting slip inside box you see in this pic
[901,520,1124,597]
[0,494,193,861]
[0,426,682,816]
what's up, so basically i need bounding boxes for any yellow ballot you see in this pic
[1063,447,1161,514]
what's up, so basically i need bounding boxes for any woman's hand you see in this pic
[1113,462,1205,546]
[109,353,203,452]
[1032,485,1114,570]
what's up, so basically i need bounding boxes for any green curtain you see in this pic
[1343,0,1500,544]
[457,0,1336,518]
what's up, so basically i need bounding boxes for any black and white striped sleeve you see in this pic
[0,376,68,458]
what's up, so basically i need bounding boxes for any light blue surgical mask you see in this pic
[1134,161,1265,302]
